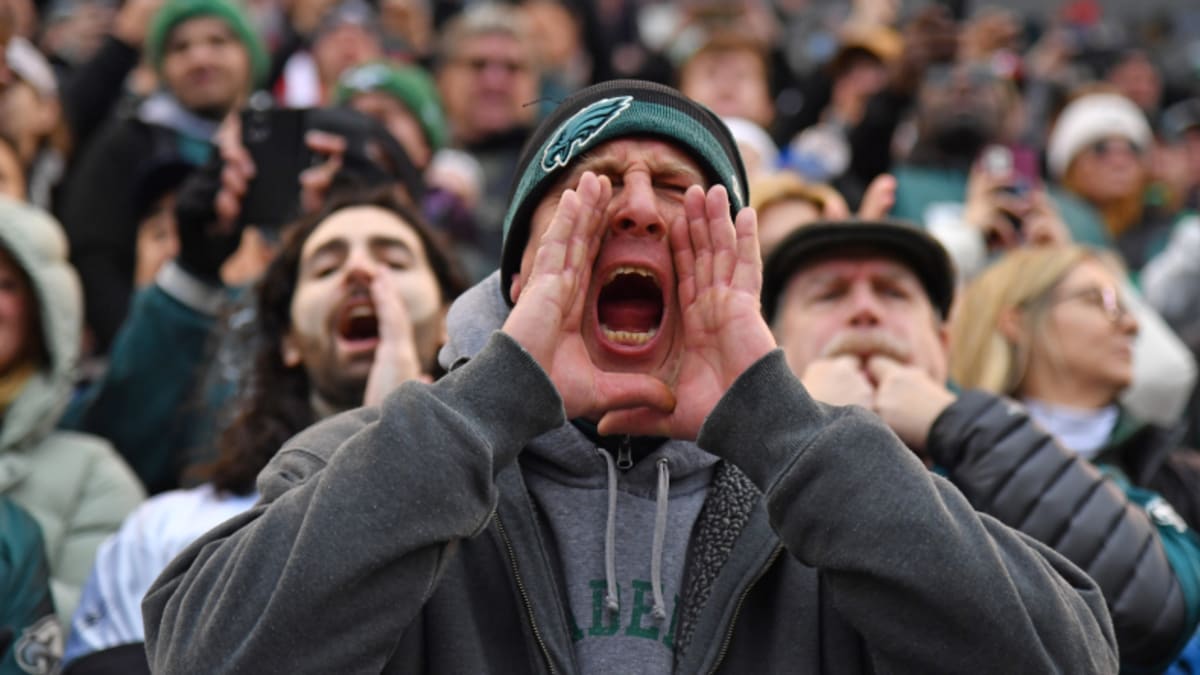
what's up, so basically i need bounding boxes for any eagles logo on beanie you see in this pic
[499,79,749,304]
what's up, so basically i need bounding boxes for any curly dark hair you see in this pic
[205,187,469,495]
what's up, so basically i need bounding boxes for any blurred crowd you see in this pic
[1,0,1200,671]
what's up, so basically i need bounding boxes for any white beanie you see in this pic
[1047,93,1151,178]
[721,116,779,173]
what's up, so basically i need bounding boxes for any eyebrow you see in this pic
[302,235,417,269]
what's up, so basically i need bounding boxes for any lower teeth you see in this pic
[602,326,657,345]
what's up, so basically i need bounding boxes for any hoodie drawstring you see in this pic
[650,458,670,621]
[596,447,620,614]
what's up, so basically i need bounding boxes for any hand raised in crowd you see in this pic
[1022,190,1073,247]
[363,272,430,407]
[962,161,1029,251]
[112,0,165,47]
[598,185,776,439]
[857,173,898,220]
[959,9,1021,62]
[503,172,675,424]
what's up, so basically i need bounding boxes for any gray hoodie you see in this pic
[145,272,1118,673]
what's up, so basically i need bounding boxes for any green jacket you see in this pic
[0,497,60,675]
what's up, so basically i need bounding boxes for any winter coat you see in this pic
[0,199,144,624]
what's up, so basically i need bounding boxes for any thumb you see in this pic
[857,174,897,220]
[589,372,676,419]
[865,354,902,382]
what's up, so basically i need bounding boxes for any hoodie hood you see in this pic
[0,198,81,450]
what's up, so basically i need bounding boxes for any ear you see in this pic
[280,333,302,368]
[996,306,1024,344]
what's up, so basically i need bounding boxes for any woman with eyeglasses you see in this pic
[1047,91,1187,273]
[949,245,1200,529]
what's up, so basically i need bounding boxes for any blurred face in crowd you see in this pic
[917,63,1007,156]
[283,206,444,408]
[1185,128,1200,193]
[313,24,382,93]
[1066,136,1146,205]
[772,252,948,383]
[679,47,773,129]
[0,81,56,165]
[438,31,539,144]
[511,138,706,384]
[0,246,37,377]
[0,139,26,200]
[1107,52,1162,114]
[348,92,432,169]
[161,17,252,117]
[134,194,180,288]
[1018,259,1137,406]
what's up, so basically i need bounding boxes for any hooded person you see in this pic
[144,79,1116,674]
[0,198,144,626]
[58,0,267,356]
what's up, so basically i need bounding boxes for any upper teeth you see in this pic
[607,266,656,284]
[347,306,375,319]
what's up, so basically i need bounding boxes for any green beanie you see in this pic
[333,61,449,151]
[145,0,269,87]
[499,79,748,304]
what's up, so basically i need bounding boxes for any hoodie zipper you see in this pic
[705,545,783,675]
[493,512,558,674]
[617,436,633,470]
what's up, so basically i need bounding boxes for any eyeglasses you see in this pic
[1048,286,1131,323]
[1084,137,1143,159]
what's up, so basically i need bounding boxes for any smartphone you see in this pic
[239,107,317,228]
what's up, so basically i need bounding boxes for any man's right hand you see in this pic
[800,356,875,409]
[502,171,675,422]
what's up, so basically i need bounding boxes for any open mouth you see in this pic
[337,304,380,347]
[596,266,664,347]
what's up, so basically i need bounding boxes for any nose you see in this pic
[342,247,378,285]
[1117,305,1139,337]
[608,173,666,240]
[845,282,884,327]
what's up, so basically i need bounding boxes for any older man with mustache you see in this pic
[763,220,1200,672]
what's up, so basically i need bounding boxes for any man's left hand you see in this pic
[363,273,429,406]
[599,185,776,439]
[867,356,956,450]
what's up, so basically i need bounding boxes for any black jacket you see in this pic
[930,391,1200,670]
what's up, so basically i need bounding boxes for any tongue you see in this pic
[599,298,660,333]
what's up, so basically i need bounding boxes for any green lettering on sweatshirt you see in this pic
[588,580,621,636]
[568,610,584,642]
[625,580,660,640]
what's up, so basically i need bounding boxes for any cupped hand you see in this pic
[363,272,429,407]
[502,172,676,422]
[597,184,776,439]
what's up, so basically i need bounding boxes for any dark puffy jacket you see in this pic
[930,391,1200,672]
[0,497,61,675]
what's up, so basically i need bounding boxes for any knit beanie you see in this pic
[334,61,448,151]
[1047,93,1151,178]
[146,0,269,87]
[499,79,748,303]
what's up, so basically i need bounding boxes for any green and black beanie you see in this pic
[334,61,449,151]
[146,0,269,87]
[499,79,748,304]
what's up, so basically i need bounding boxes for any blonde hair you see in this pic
[948,245,1095,396]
